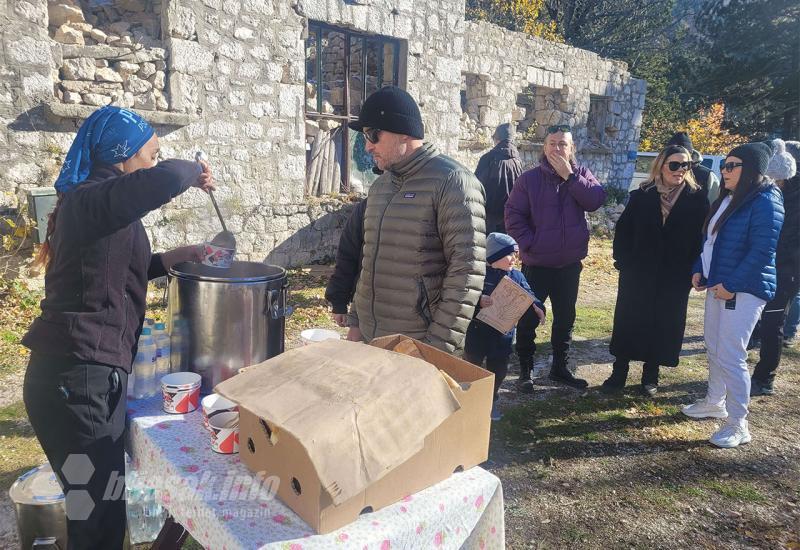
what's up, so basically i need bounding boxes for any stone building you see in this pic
[0,0,645,267]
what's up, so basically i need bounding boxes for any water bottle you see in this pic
[127,369,136,399]
[144,487,166,540]
[153,322,171,379]
[133,328,157,399]
[126,470,146,543]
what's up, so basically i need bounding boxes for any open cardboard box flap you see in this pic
[214,339,461,505]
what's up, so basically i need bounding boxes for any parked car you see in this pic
[630,151,725,191]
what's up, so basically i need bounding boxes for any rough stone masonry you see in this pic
[0,0,644,267]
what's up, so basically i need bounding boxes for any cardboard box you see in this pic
[214,335,494,534]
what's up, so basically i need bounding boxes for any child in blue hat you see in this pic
[464,232,545,420]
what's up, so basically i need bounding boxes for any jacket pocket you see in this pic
[416,275,433,327]
[57,366,91,405]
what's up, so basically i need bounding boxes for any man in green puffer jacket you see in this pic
[349,86,486,353]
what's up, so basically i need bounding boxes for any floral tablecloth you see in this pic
[127,396,505,550]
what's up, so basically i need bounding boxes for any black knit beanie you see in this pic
[348,86,424,139]
[728,142,773,175]
[667,131,694,152]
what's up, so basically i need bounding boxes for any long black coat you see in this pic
[475,140,523,233]
[609,184,710,366]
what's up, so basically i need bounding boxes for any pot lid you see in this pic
[169,261,285,283]
[9,463,64,505]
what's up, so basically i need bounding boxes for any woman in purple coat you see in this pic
[505,126,606,391]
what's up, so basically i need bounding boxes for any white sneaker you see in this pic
[681,398,728,419]
[709,421,751,448]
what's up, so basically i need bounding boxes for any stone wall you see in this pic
[451,21,646,190]
[50,0,168,110]
[0,0,643,268]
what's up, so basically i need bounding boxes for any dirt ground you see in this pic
[1,238,799,549]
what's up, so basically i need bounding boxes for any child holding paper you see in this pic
[464,233,545,420]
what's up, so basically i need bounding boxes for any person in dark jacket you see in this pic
[475,123,524,233]
[464,233,545,420]
[682,142,784,449]
[505,125,606,391]
[21,106,214,549]
[325,198,367,341]
[602,145,709,396]
[667,132,720,202]
[751,139,798,395]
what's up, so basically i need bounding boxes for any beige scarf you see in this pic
[655,180,685,223]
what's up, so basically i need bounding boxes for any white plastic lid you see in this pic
[9,463,64,505]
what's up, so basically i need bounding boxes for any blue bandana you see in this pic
[54,106,155,193]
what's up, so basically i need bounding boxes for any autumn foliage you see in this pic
[466,0,562,42]
[640,103,746,155]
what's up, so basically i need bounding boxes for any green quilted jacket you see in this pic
[353,143,486,353]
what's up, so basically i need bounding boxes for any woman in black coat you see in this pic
[602,145,710,396]
[21,106,213,548]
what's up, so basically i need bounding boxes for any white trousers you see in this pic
[704,292,766,425]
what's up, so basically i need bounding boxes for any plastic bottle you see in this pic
[127,369,136,399]
[153,322,171,380]
[126,469,145,543]
[133,328,157,399]
[144,487,166,540]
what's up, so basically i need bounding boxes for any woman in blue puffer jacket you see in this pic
[681,142,784,449]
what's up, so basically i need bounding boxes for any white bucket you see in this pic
[300,328,341,346]
[161,372,201,414]
[201,393,238,431]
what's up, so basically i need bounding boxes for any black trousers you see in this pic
[463,352,510,401]
[516,262,582,366]
[23,352,128,550]
[753,277,800,385]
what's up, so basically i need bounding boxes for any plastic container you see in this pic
[208,411,239,454]
[161,372,201,414]
[300,328,341,345]
[133,328,158,399]
[153,322,171,377]
[201,393,238,431]
[126,455,166,544]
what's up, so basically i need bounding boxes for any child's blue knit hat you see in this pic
[486,232,518,263]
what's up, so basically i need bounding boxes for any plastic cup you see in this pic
[208,411,239,454]
[161,372,201,414]
[201,393,238,431]
[201,243,235,268]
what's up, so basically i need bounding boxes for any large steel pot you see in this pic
[168,261,289,393]
[9,463,67,550]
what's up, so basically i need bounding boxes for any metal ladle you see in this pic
[195,151,236,250]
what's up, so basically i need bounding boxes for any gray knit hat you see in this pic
[486,232,518,263]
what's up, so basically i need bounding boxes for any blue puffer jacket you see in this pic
[693,184,784,302]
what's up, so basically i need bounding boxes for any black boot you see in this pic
[640,363,659,398]
[549,357,588,389]
[601,359,629,394]
[516,361,534,394]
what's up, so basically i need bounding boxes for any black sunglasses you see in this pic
[546,124,571,134]
[364,128,382,144]
[721,161,744,172]
[667,161,691,171]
